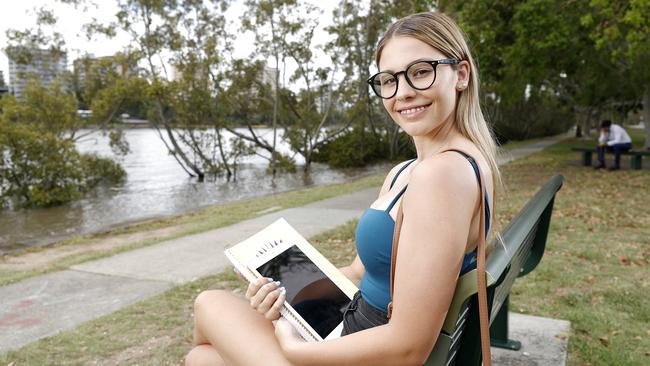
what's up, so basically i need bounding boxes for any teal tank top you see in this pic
[356,151,490,312]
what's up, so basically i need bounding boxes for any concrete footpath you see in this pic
[0,133,571,363]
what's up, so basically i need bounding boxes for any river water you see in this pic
[0,128,388,253]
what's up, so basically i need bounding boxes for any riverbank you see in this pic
[0,172,385,287]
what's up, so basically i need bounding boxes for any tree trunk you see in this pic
[574,107,583,138]
[644,84,650,150]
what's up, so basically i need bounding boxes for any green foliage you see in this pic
[268,151,297,173]
[1,80,82,136]
[80,154,126,186]
[0,121,124,208]
[312,128,393,168]
[0,88,125,208]
[444,0,643,140]
[491,96,574,143]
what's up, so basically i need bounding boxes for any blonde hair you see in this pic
[376,12,502,191]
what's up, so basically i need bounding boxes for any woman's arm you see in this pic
[278,154,481,366]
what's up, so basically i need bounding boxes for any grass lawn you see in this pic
[1,132,648,365]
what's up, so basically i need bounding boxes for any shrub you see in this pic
[0,122,125,208]
[313,129,391,168]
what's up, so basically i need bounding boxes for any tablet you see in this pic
[249,243,351,340]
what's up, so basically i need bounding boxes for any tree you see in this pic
[97,0,253,180]
[239,0,304,174]
[443,0,621,141]
[278,5,352,169]
[165,0,255,178]
[0,82,125,208]
[584,0,650,148]
[325,0,431,161]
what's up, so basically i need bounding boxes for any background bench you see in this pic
[571,147,650,169]
[425,174,564,366]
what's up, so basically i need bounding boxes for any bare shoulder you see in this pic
[408,151,480,199]
[379,159,416,195]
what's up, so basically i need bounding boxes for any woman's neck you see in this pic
[412,119,460,161]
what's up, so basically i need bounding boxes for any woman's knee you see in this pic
[194,289,232,316]
[185,345,226,366]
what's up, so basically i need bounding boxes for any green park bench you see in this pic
[571,147,650,169]
[424,174,564,366]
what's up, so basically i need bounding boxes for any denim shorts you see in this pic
[341,291,388,336]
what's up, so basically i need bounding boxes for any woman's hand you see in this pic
[245,277,286,321]
[274,318,305,353]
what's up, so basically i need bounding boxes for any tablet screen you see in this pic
[256,245,350,338]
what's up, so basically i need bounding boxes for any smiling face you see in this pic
[378,36,465,138]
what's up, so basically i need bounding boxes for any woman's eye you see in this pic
[381,77,396,86]
[411,68,432,78]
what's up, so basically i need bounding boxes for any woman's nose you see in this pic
[395,74,416,100]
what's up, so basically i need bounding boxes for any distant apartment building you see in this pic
[8,48,68,99]
[169,64,183,82]
[0,70,8,96]
[73,53,138,87]
[261,65,278,90]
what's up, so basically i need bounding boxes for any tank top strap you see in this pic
[389,159,417,189]
[386,159,416,214]
[442,149,491,233]
[385,185,408,213]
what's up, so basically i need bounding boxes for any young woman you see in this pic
[186,11,500,366]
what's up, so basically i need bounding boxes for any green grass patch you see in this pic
[0,222,359,365]
[495,130,649,365]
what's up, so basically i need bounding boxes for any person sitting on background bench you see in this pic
[595,120,632,171]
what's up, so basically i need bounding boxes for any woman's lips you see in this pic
[397,103,432,119]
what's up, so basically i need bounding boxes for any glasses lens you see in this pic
[371,72,397,98]
[407,62,436,90]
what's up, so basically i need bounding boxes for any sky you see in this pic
[0,0,339,86]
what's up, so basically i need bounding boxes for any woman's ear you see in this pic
[456,60,470,91]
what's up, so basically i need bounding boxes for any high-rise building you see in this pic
[0,70,8,96]
[8,48,68,99]
[73,53,137,88]
[261,65,278,90]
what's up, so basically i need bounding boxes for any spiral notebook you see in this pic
[224,218,358,341]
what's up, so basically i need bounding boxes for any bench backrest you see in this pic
[425,174,564,366]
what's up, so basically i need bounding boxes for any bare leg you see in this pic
[186,289,293,366]
[185,344,226,366]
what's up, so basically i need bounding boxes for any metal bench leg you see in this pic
[581,151,592,166]
[631,155,642,170]
[490,296,522,350]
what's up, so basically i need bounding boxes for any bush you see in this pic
[313,129,392,168]
[491,97,574,144]
[0,122,125,208]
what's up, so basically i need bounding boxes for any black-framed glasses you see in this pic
[367,59,459,99]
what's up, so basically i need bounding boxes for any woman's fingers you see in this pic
[264,287,286,320]
[249,279,281,310]
[245,277,271,300]
[244,277,286,320]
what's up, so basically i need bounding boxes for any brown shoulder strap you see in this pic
[386,201,403,320]
[387,150,491,366]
